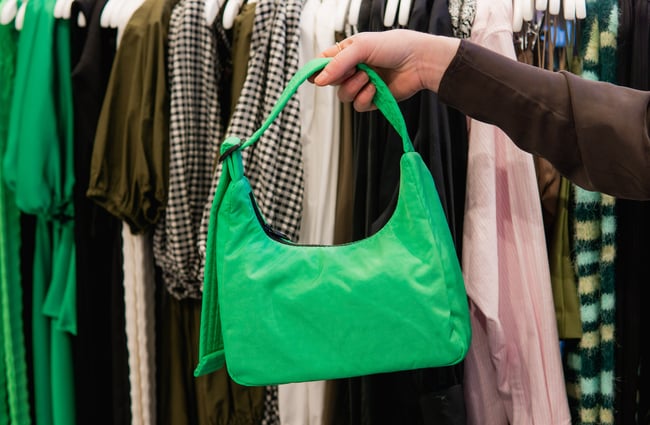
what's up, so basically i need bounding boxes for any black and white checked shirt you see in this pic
[198,0,305,269]
[153,0,223,299]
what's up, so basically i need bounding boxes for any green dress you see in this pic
[0,8,32,425]
[5,0,77,423]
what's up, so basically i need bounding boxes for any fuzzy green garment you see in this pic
[0,14,33,425]
[564,1,618,424]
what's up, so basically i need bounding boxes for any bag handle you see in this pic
[222,57,414,159]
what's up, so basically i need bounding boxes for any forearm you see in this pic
[437,39,650,200]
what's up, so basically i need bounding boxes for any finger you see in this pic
[353,82,377,112]
[309,66,356,85]
[314,36,370,86]
[337,70,370,103]
[319,43,341,59]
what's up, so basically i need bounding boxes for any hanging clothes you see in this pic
[459,0,570,424]
[327,1,469,424]
[563,2,619,424]
[154,0,266,423]
[88,0,179,423]
[157,287,265,425]
[152,0,223,302]
[87,0,175,231]
[68,1,131,424]
[120,227,156,425]
[549,177,581,340]
[197,2,305,424]
[5,0,77,422]
[0,15,31,425]
[229,1,256,117]
[448,0,476,39]
[277,0,340,422]
[615,0,650,422]
[198,0,305,254]
[295,0,340,245]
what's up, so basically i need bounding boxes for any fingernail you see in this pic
[314,70,328,85]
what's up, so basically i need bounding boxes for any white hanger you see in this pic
[383,0,399,27]
[397,0,411,26]
[222,0,244,30]
[334,0,350,31]
[100,0,116,27]
[0,0,18,25]
[62,0,77,19]
[575,0,586,19]
[114,0,144,28]
[14,0,26,30]
[205,0,222,25]
[53,0,65,17]
[347,0,362,26]
[563,0,575,20]
[512,0,524,32]
[548,0,560,15]
[53,0,75,19]
[535,0,547,10]
[522,0,533,21]
[109,0,125,27]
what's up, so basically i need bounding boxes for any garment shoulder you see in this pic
[88,0,171,231]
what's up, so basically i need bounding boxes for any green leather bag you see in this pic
[195,57,471,386]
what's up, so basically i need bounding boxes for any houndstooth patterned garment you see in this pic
[197,1,304,424]
[448,0,476,39]
[198,0,305,266]
[153,0,223,300]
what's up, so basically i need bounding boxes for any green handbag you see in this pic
[195,57,471,386]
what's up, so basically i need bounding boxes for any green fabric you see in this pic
[0,17,31,425]
[196,58,471,385]
[5,0,77,423]
[0,319,8,425]
[565,2,618,423]
[550,177,581,339]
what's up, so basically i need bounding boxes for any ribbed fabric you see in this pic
[108,15,158,425]
[564,4,618,423]
[0,19,31,425]
[122,225,157,425]
[462,0,571,424]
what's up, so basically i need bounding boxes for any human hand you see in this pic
[314,30,460,112]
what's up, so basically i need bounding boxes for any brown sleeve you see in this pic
[438,39,650,200]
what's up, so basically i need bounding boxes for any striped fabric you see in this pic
[565,2,618,423]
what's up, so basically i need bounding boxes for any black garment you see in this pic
[615,1,650,423]
[327,1,468,424]
[20,214,36,425]
[69,5,129,425]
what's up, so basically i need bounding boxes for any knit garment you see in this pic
[565,2,618,424]
[0,19,30,425]
[122,226,157,425]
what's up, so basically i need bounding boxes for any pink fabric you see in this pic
[462,1,571,424]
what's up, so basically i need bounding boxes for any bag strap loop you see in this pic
[219,57,414,159]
